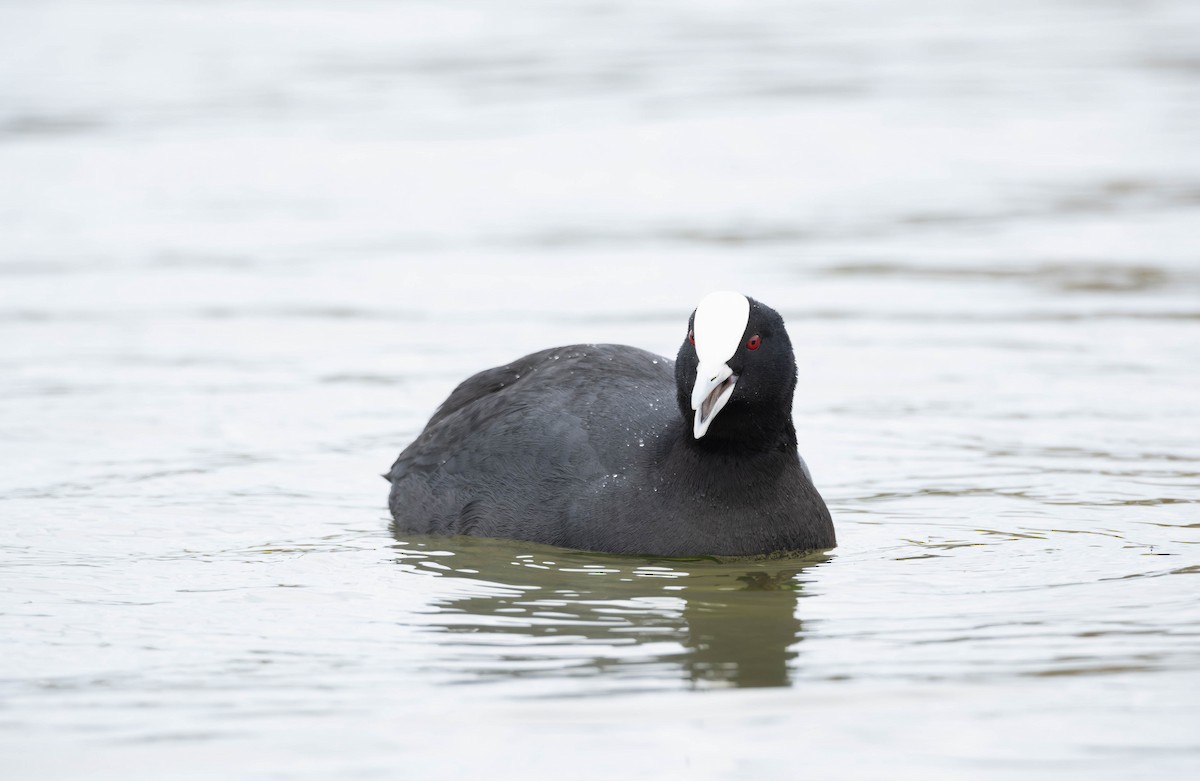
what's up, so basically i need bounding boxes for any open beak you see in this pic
[691,362,738,439]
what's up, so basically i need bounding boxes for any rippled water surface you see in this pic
[2,0,1199,778]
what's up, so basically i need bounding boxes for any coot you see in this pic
[386,291,835,556]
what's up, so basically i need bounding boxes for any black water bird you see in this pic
[385,292,835,556]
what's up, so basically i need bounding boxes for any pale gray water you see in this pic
[2,0,1199,778]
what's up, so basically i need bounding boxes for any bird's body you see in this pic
[386,294,835,557]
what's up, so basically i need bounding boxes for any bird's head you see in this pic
[675,291,798,447]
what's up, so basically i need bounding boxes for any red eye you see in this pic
[688,330,695,345]
[746,334,761,350]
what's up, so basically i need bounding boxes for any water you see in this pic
[2,0,1199,777]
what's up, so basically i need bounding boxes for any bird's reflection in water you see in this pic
[391,528,828,691]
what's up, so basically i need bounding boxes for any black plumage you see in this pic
[386,296,835,556]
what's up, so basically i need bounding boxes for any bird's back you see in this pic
[387,344,678,545]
